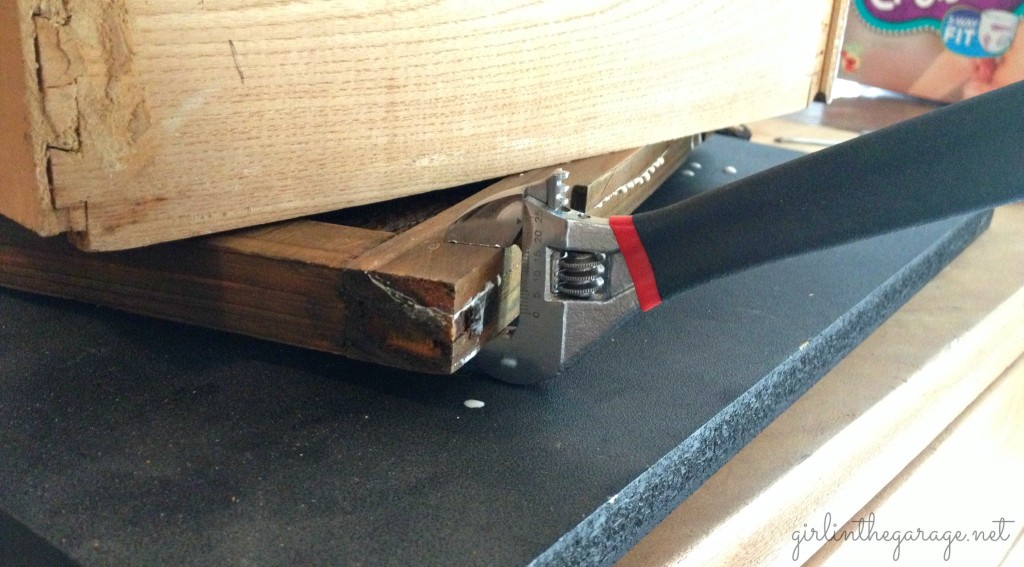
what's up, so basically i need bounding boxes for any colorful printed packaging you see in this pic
[840,0,1024,101]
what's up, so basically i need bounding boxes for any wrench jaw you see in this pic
[472,290,640,384]
[468,176,641,384]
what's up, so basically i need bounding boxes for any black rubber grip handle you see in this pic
[631,81,1024,300]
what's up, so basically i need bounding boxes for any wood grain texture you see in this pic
[1001,529,1024,567]
[0,0,70,235]
[617,203,1024,566]
[808,355,1024,566]
[0,141,688,373]
[3,0,843,250]
[814,0,850,101]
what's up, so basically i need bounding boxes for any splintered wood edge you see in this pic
[578,139,694,213]
[0,3,72,235]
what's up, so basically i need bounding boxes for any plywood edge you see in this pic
[0,0,73,236]
[815,0,852,102]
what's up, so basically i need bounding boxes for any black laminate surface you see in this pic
[0,137,990,566]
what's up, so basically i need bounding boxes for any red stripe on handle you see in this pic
[609,216,662,311]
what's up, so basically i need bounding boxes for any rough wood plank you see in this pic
[616,203,1024,566]
[0,1,71,235]
[4,0,842,250]
[0,141,689,374]
[0,217,397,363]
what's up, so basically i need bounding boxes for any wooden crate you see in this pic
[1,1,847,251]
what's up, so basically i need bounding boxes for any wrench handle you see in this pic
[611,81,1024,311]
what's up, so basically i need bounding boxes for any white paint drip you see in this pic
[463,399,485,409]
[366,273,448,323]
[454,280,497,337]
[454,281,495,319]
[368,274,499,337]
[456,347,481,368]
[593,152,667,210]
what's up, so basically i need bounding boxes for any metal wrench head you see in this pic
[447,171,639,384]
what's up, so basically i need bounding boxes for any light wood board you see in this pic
[808,355,1024,566]
[2,0,846,250]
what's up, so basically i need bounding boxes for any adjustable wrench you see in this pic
[447,82,1024,384]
